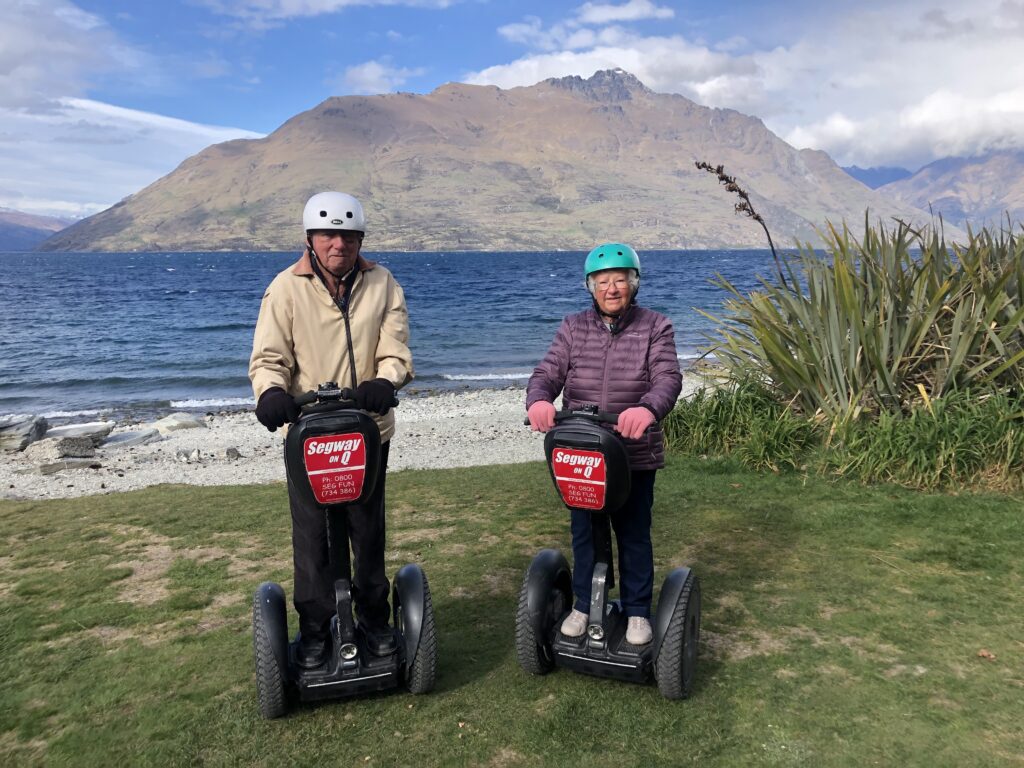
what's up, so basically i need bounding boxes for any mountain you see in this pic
[0,209,72,252]
[842,165,912,189]
[40,69,942,252]
[877,151,1024,230]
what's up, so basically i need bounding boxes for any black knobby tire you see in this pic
[655,574,701,700]
[514,568,568,675]
[252,590,288,719]
[404,574,437,695]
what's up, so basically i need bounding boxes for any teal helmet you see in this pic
[583,242,641,290]
[584,242,640,278]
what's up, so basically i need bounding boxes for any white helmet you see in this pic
[302,191,366,234]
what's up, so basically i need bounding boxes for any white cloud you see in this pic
[467,38,756,100]
[470,0,1024,170]
[338,59,426,95]
[576,0,674,25]
[0,1,122,110]
[196,0,457,26]
[0,1,262,218]
[0,99,262,219]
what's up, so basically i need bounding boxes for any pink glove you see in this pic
[527,400,556,432]
[616,406,656,440]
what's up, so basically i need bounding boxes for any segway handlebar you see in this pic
[523,405,620,427]
[293,381,400,409]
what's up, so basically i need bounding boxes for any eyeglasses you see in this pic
[593,277,630,292]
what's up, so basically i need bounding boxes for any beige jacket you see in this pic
[249,250,413,442]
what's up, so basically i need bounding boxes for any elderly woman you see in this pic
[526,243,682,645]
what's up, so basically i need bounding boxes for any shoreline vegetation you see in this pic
[665,216,1024,493]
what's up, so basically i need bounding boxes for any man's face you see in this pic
[591,268,633,316]
[310,230,362,275]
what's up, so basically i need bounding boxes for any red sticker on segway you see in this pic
[551,447,607,510]
[303,433,366,504]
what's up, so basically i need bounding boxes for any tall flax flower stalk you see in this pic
[695,161,786,288]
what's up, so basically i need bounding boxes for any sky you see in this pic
[3,0,1024,219]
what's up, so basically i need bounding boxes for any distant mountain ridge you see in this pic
[877,151,1024,229]
[40,69,945,252]
[842,165,912,189]
[0,209,72,252]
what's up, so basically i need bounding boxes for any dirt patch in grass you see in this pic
[47,592,248,652]
[106,524,281,604]
[704,622,906,667]
[391,526,457,545]
[486,747,529,767]
[0,731,47,763]
[703,627,794,661]
[883,664,928,678]
[481,567,519,596]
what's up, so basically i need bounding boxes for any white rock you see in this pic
[102,429,162,448]
[24,437,96,462]
[151,413,208,435]
[45,421,115,442]
[0,415,49,452]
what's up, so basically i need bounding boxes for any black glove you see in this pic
[354,378,396,415]
[255,387,300,432]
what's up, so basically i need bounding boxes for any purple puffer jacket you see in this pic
[526,304,683,470]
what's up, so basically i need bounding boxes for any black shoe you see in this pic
[363,624,397,656]
[296,633,329,669]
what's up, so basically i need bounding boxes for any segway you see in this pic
[516,406,700,699]
[252,382,437,719]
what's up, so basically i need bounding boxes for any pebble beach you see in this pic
[1,388,540,501]
[1,376,709,502]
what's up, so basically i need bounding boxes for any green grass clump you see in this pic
[2,462,1023,766]
[663,379,819,472]
[825,388,1024,489]
[664,382,1024,491]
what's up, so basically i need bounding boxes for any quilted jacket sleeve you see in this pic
[526,317,572,408]
[639,315,683,419]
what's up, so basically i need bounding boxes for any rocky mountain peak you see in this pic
[543,68,650,101]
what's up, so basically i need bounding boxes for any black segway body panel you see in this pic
[544,417,630,514]
[285,404,382,509]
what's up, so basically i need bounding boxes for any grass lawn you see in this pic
[1,457,1022,766]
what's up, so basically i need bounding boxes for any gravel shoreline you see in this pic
[2,377,708,501]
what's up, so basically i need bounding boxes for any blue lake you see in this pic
[0,250,783,420]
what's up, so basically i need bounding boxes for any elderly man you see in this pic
[249,191,413,668]
[526,242,682,646]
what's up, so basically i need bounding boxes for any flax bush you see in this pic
[702,219,1024,426]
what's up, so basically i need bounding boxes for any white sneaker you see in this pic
[626,616,653,645]
[560,609,588,637]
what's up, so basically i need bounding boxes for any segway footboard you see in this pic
[294,642,402,702]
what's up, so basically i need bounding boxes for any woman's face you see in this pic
[591,268,633,316]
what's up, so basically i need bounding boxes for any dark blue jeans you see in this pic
[570,469,656,618]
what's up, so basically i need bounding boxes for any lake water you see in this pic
[0,249,782,421]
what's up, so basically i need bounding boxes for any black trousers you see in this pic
[288,441,391,640]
